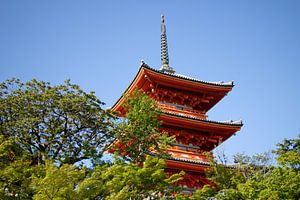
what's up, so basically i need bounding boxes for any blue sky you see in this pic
[1,1,299,161]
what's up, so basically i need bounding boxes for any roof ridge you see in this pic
[162,111,243,126]
[141,62,234,87]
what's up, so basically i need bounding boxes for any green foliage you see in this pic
[238,167,300,200]
[0,135,44,199]
[188,135,300,199]
[274,134,300,170]
[82,156,183,200]
[31,161,86,200]
[113,89,175,163]
[0,78,115,165]
[189,185,217,200]
[0,80,182,199]
[30,156,182,200]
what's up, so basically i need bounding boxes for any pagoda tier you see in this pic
[160,112,241,193]
[160,112,242,151]
[112,63,242,149]
[112,63,234,115]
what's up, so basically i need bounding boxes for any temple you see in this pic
[111,16,242,193]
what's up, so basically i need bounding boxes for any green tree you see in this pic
[78,156,183,200]
[112,89,175,163]
[31,161,85,200]
[31,156,183,200]
[0,79,182,199]
[0,135,43,199]
[273,134,300,170]
[0,78,115,165]
[0,78,114,199]
[188,135,300,200]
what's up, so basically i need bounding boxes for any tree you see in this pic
[187,135,300,200]
[31,161,86,200]
[0,135,43,199]
[79,156,183,200]
[0,78,115,166]
[111,89,175,163]
[0,79,182,199]
[30,156,183,200]
[273,134,300,170]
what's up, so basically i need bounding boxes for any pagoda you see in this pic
[111,16,242,193]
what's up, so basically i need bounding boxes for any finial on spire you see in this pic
[160,15,175,74]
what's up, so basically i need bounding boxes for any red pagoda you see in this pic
[111,16,242,193]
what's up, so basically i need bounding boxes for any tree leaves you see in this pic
[0,79,115,165]
[0,80,182,199]
[112,89,175,163]
[31,161,86,200]
[186,135,300,199]
[30,156,182,200]
[274,134,300,170]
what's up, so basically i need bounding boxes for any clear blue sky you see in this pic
[1,1,299,161]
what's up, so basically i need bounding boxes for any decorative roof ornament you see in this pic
[160,15,175,74]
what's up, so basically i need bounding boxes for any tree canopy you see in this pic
[0,78,115,166]
[0,78,179,199]
[1,78,299,199]
[112,89,175,163]
[178,135,300,200]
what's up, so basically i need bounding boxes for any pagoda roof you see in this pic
[148,151,210,166]
[168,156,210,166]
[150,152,240,169]
[165,159,209,173]
[142,62,234,88]
[111,62,234,113]
[162,111,243,127]
[160,112,242,150]
[148,152,209,173]
[166,157,240,169]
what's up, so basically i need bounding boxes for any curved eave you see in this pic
[160,112,243,131]
[149,152,210,166]
[142,63,234,88]
[143,64,233,96]
[165,159,241,172]
[165,159,209,173]
[112,63,234,112]
[168,156,210,166]
[111,66,146,112]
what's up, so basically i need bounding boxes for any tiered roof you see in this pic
[112,62,239,117]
